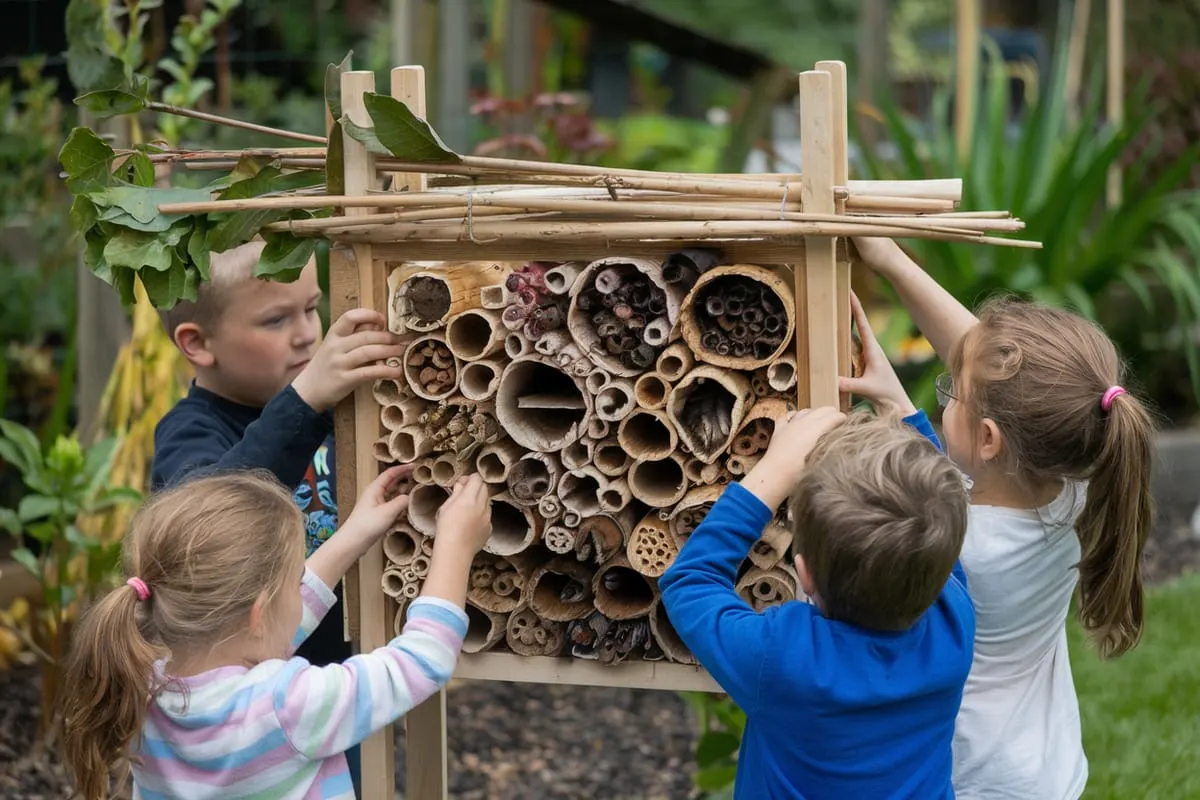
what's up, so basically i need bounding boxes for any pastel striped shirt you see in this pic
[131,570,468,799]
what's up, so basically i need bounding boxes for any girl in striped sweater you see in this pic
[59,465,492,800]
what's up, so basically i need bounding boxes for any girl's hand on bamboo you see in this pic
[435,474,493,554]
[292,308,407,413]
[342,464,416,545]
[838,292,917,416]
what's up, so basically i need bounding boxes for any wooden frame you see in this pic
[332,59,854,800]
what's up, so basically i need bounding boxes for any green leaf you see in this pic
[0,508,20,536]
[64,0,127,93]
[694,764,739,792]
[74,74,151,118]
[258,233,318,281]
[325,51,354,121]
[695,730,741,768]
[326,120,346,196]
[140,260,189,307]
[207,166,288,251]
[347,93,463,164]
[70,195,100,233]
[82,436,119,496]
[59,127,115,194]
[114,266,137,305]
[120,151,156,187]
[104,229,173,271]
[17,494,60,523]
[96,185,209,228]
[180,260,202,302]
[187,221,212,280]
[0,420,43,476]
[10,548,41,581]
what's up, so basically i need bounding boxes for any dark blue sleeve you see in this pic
[902,408,941,450]
[659,483,786,713]
[152,386,333,491]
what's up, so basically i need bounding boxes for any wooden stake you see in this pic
[954,0,981,160]
[815,60,853,413]
[798,69,841,410]
[1106,0,1124,208]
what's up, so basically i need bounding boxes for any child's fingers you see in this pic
[329,308,388,337]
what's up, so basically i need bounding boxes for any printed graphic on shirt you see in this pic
[293,438,338,556]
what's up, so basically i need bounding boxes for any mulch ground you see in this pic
[4,502,1198,799]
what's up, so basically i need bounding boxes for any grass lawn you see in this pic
[1073,572,1200,799]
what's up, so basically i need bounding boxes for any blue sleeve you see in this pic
[902,408,941,450]
[659,483,779,713]
[151,385,333,491]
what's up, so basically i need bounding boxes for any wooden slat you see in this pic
[456,652,723,692]
[371,240,810,264]
[798,70,841,410]
[815,60,853,412]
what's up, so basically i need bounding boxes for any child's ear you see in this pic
[793,554,817,599]
[978,417,1003,463]
[248,590,270,637]
[174,323,217,368]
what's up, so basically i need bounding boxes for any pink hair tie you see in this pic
[126,577,151,601]
[1101,386,1127,413]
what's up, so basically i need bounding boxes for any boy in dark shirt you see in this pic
[660,403,973,799]
[151,239,407,795]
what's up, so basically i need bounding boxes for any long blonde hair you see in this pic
[59,471,305,799]
[952,297,1155,658]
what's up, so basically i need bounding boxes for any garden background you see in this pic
[2,1,1199,797]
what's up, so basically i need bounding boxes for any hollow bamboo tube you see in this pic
[544,261,585,295]
[431,452,466,487]
[767,355,797,393]
[381,567,407,599]
[749,369,771,399]
[475,438,525,484]
[667,484,725,543]
[402,333,461,401]
[626,513,679,578]
[585,368,612,395]
[627,452,689,508]
[655,342,694,382]
[387,261,507,333]
[543,524,577,555]
[736,565,798,612]
[380,395,428,432]
[483,492,542,557]
[529,557,596,622]
[667,366,754,463]
[633,372,671,411]
[560,437,594,472]
[505,331,533,360]
[406,483,449,536]
[387,425,435,463]
[587,416,610,440]
[445,308,505,361]
[735,397,789,447]
[467,552,529,614]
[533,330,572,358]
[593,554,657,621]
[650,596,696,665]
[459,357,504,402]
[410,553,431,580]
[679,265,796,371]
[598,477,632,513]
[562,509,582,528]
[727,454,762,477]
[748,522,792,571]
[383,524,423,567]
[411,456,436,486]
[372,377,408,406]
[462,600,508,655]
[505,603,567,657]
[506,451,562,507]
[617,408,679,461]
[480,284,509,309]
[373,435,393,464]
[576,513,630,565]
[558,465,607,517]
[538,493,564,521]
[496,356,592,453]
[594,436,631,478]
[595,378,636,422]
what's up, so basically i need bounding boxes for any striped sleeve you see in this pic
[289,569,338,655]
[273,597,468,758]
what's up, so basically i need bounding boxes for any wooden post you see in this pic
[1106,0,1124,208]
[798,70,840,410]
[814,60,852,412]
[340,69,396,800]
[389,64,451,800]
[954,0,981,160]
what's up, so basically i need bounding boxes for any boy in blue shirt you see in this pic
[660,398,973,799]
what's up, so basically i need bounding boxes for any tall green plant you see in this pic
[854,31,1200,409]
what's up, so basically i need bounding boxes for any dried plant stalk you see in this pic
[655,342,694,382]
[402,334,461,401]
[459,357,505,402]
[467,553,531,614]
[558,465,607,517]
[748,522,792,571]
[667,484,725,543]
[506,603,567,657]
[667,366,754,463]
[650,597,696,665]
[735,565,798,612]
[544,261,585,295]
[598,477,632,513]
[462,600,508,654]
[383,524,423,567]
[679,265,796,370]
[633,371,671,411]
[767,354,797,393]
[387,261,507,334]
[593,554,657,620]
[475,438,524,483]
[627,452,689,508]
[430,452,466,487]
[496,356,592,453]
[506,451,562,507]
[593,436,631,478]
[529,557,596,622]
[445,308,505,361]
[387,425,435,463]
[617,408,679,461]
[407,483,450,536]
[484,492,543,557]
[594,378,636,422]
[544,524,577,554]
[626,513,679,578]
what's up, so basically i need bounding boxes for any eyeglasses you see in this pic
[934,372,957,408]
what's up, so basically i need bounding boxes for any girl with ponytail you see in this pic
[59,466,492,799]
[846,238,1155,800]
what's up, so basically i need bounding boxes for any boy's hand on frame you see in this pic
[292,308,407,412]
[838,292,917,416]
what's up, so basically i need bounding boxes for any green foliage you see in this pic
[342,93,463,164]
[596,114,724,173]
[680,692,746,797]
[854,31,1200,409]
[157,0,244,144]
